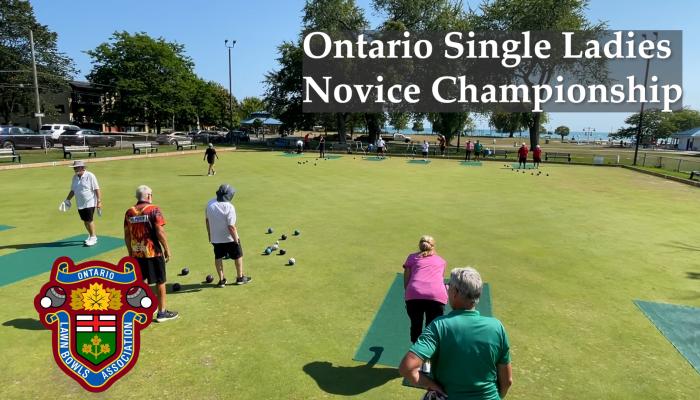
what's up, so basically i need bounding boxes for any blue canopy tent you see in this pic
[240,111,283,138]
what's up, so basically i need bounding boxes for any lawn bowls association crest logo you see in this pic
[34,257,157,392]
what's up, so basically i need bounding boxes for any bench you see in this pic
[690,171,700,180]
[0,148,21,163]
[176,140,197,151]
[132,142,158,154]
[63,146,96,159]
[545,152,571,163]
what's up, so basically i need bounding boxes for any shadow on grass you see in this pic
[167,282,215,294]
[3,318,45,330]
[303,347,400,395]
[686,272,700,280]
[0,240,84,251]
[662,241,700,252]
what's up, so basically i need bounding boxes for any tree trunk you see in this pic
[509,131,514,138]
[528,113,541,149]
[336,113,347,144]
[365,113,381,143]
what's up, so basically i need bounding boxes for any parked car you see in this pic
[59,129,116,147]
[39,124,82,140]
[0,125,53,149]
[393,133,412,143]
[189,130,226,144]
[155,131,190,145]
[227,130,250,143]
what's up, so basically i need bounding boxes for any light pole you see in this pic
[30,30,43,129]
[224,39,236,132]
[582,127,595,143]
[633,32,658,166]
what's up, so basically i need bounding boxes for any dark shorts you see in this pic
[207,158,216,164]
[422,151,428,157]
[137,256,167,285]
[519,156,527,163]
[377,147,384,154]
[78,207,95,222]
[534,156,542,163]
[213,241,243,260]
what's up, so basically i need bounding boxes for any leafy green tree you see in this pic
[555,125,570,142]
[0,0,75,125]
[237,96,266,122]
[189,79,236,129]
[611,109,677,143]
[412,121,424,133]
[87,32,195,133]
[264,42,316,133]
[389,112,410,132]
[478,0,606,149]
[304,0,368,143]
[490,112,527,138]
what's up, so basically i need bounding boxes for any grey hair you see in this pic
[135,185,152,201]
[449,267,482,304]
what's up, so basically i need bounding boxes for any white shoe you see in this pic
[85,236,98,247]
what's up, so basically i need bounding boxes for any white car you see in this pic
[393,133,412,143]
[40,124,82,140]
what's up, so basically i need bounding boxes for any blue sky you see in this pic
[31,0,699,132]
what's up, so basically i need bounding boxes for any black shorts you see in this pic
[422,151,428,157]
[213,241,243,260]
[377,147,384,154]
[137,257,167,285]
[78,207,95,222]
[534,156,542,163]
[519,156,527,163]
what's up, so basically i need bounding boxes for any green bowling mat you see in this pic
[353,273,492,368]
[0,235,124,287]
[635,300,700,374]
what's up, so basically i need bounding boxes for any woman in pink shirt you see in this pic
[403,235,448,343]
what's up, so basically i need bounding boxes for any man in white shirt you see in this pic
[61,160,101,246]
[205,184,252,287]
[376,137,387,158]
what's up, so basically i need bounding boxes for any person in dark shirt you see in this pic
[319,135,326,158]
[204,144,218,176]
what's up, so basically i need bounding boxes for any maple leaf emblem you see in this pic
[81,283,110,311]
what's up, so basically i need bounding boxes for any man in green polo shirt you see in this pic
[399,267,513,400]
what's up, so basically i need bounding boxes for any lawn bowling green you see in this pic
[1,151,699,399]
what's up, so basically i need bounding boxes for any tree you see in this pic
[188,79,236,130]
[87,32,195,133]
[0,0,75,125]
[412,121,425,133]
[432,113,471,148]
[264,42,316,132]
[490,112,527,138]
[610,109,691,143]
[303,0,368,144]
[389,112,410,132]
[555,125,570,142]
[237,96,265,122]
[478,0,606,149]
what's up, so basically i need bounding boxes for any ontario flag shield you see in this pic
[34,257,157,392]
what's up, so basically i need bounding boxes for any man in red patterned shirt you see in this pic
[124,185,178,322]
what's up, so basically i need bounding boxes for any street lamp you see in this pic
[633,31,658,165]
[224,39,236,132]
[582,127,595,143]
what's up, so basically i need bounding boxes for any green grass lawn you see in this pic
[1,151,699,399]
